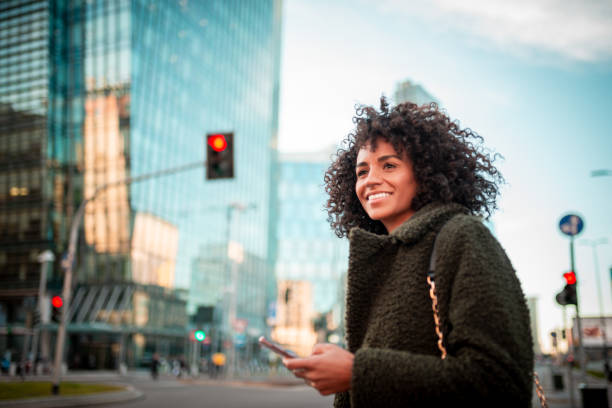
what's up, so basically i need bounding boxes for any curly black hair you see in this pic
[324,97,504,237]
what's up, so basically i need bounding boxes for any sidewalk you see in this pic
[0,383,143,408]
[0,369,302,408]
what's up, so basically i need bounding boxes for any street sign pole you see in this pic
[558,213,587,386]
[569,236,587,384]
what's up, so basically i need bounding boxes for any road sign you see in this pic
[559,214,584,237]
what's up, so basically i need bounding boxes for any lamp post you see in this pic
[590,169,612,178]
[580,238,610,382]
[51,160,205,394]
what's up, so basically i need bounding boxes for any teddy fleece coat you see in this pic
[333,203,534,407]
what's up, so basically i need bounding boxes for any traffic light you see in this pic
[190,329,206,342]
[206,133,234,180]
[555,271,577,306]
[51,295,63,323]
[194,330,206,342]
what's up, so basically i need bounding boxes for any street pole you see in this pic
[563,305,577,408]
[50,160,205,394]
[31,250,55,372]
[570,237,587,384]
[224,202,253,379]
[581,238,610,381]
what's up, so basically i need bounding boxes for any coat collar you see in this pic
[344,202,468,353]
[349,202,468,255]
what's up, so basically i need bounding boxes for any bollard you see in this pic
[578,383,609,408]
[553,373,564,390]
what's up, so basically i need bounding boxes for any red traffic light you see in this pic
[207,134,227,152]
[51,296,63,308]
[563,271,576,285]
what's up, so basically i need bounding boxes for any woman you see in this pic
[283,99,534,407]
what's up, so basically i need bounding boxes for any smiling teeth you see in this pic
[368,193,390,200]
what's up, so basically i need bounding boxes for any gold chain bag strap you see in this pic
[427,233,548,408]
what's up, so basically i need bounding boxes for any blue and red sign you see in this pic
[559,214,584,237]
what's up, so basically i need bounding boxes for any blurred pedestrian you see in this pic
[284,99,534,406]
[1,350,10,375]
[171,358,180,378]
[151,353,160,380]
[211,352,226,378]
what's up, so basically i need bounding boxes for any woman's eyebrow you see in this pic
[377,154,401,162]
[356,155,401,168]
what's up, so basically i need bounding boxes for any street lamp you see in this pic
[51,160,206,394]
[579,238,610,381]
[590,169,612,178]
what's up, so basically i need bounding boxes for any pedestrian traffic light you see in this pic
[555,271,577,306]
[51,295,63,308]
[206,132,234,180]
[51,295,63,323]
[563,271,576,285]
[194,330,206,342]
[190,329,206,342]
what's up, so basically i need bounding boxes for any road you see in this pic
[97,374,334,408]
[4,364,609,408]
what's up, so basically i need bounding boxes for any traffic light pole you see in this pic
[570,237,587,384]
[51,160,205,394]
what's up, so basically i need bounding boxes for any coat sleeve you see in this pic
[349,217,534,407]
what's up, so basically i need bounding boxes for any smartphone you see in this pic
[258,336,298,359]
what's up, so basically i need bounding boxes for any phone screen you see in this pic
[258,336,298,359]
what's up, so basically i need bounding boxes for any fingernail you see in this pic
[282,359,287,365]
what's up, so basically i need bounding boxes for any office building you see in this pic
[526,297,542,356]
[272,280,317,358]
[393,79,438,106]
[276,149,349,319]
[0,0,282,369]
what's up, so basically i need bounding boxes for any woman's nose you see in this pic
[364,168,383,185]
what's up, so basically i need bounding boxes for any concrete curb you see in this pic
[0,383,144,408]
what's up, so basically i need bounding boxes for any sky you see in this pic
[277,0,612,353]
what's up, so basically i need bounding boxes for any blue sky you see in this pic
[277,0,612,352]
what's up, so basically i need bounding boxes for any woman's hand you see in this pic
[283,343,354,396]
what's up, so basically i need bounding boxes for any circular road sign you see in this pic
[559,214,584,237]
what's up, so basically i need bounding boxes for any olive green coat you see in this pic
[334,203,534,407]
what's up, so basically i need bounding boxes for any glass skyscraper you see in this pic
[0,0,282,370]
[276,149,348,315]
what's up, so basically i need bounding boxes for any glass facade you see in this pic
[276,150,348,315]
[0,0,282,370]
[0,0,50,354]
[392,79,438,106]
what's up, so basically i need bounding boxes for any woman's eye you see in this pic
[383,162,396,169]
[356,169,367,177]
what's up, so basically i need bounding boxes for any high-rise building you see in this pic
[393,79,438,106]
[275,148,349,345]
[526,297,542,356]
[0,0,282,369]
[272,280,317,358]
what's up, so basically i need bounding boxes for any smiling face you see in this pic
[355,140,418,233]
